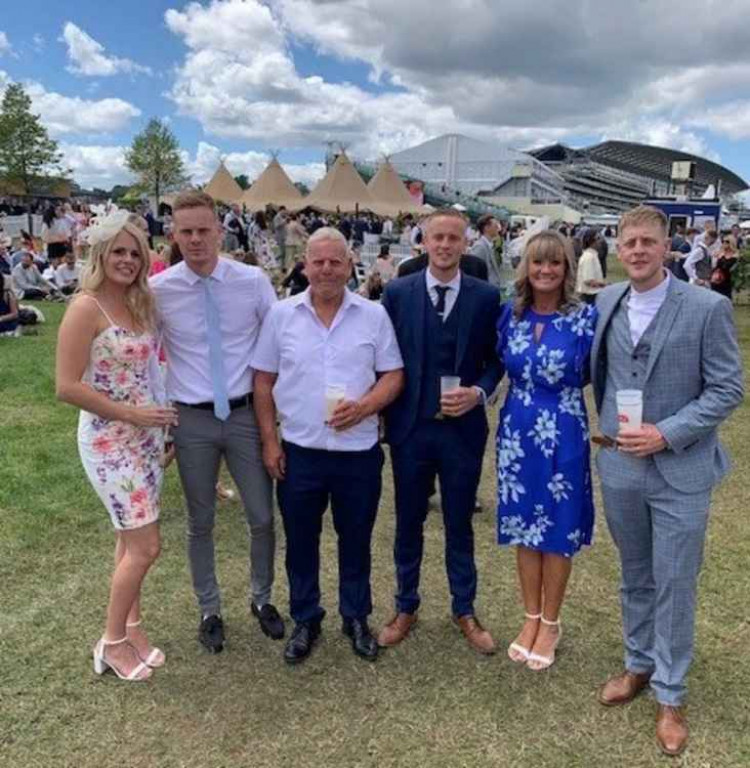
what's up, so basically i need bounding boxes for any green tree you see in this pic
[0,83,66,195]
[234,174,250,190]
[125,118,188,206]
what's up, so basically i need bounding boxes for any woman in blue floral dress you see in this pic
[496,229,597,670]
[56,211,177,682]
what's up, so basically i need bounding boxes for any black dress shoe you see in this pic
[342,618,378,661]
[251,603,285,640]
[199,614,225,654]
[284,621,321,664]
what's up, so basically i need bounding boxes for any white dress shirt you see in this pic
[627,270,670,347]
[150,257,277,403]
[683,242,712,283]
[251,288,403,451]
[55,262,81,288]
[425,268,461,320]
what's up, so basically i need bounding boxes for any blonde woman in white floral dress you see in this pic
[56,212,177,682]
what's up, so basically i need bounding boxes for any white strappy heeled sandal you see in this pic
[127,620,166,668]
[93,636,152,682]
[526,616,562,671]
[507,612,542,663]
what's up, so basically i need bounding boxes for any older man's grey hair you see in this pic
[306,226,349,257]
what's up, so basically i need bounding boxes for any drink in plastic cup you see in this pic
[440,376,462,417]
[325,384,347,422]
[616,389,643,431]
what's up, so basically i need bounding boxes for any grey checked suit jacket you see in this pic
[469,237,503,288]
[591,278,744,493]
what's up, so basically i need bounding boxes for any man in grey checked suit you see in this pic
[591,205,743,757]
[468,214,503,289]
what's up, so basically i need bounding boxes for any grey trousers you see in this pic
[598,453,710,706]
[173,402,275,616]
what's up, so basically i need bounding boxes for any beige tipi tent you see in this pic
[298,151,375,213]
[367,159,423,217]
[241,158,302,211]
[203,161,243,204]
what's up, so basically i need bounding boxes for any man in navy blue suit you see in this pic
[378,208,503,655]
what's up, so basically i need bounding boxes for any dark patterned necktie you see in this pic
[435,285,450,320]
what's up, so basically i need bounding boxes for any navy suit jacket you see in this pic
[381,271,503,452]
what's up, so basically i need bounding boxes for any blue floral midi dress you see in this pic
[495,301,598,557]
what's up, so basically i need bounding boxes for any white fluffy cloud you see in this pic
[25,82,141,136]
[0,31,12,57]
[0,74,141,136]
[689,101,750,141]
[160,0,750,169]
[59,143,134,189]
[164,0,574,160]
[61,22,152,77]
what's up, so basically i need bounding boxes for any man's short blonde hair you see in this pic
[618,205,668,237]
[172,189,216,215]
[422,207,468,231]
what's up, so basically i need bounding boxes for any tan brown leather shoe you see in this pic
[377,612,417,648]
[453,615,496,655]
[598,670,652,706]
[656,705,688,756]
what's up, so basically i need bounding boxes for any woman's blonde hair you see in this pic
[79,221,155,330]
[513,229,579,318]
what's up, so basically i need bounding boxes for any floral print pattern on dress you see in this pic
[495,301,598,557]
[78,326,164,530]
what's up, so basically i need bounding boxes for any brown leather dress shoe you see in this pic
[598,670,652,706]
[656,705,688,756]
[377,612,417,648]
[453,615,496,655]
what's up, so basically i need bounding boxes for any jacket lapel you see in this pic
[455,278,474,371]
[591,282,629,409]
[591,282,629,367]
[643,277,685,382]
[413,277,426,378]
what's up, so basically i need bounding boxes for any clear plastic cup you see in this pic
[616,389,643,431]
[325,384,347,422]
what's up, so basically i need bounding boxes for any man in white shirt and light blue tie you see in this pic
[150,190,283,654]
[252,227,404,664]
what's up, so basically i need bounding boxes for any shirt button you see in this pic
[632,372,638,377]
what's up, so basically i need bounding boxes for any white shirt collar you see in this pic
[297,286,356,315]
[629,269,670,301]
[425,267,461,293]
[182,255,230,285]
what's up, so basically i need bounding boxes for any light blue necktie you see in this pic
[202,277,230,421]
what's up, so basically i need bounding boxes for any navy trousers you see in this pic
[277,441,384,624]
[390,420,483,617]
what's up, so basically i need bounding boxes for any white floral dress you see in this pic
[77,302,164,530]
[495,302,598,557]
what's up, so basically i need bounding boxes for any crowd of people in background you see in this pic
[1,196,746,330]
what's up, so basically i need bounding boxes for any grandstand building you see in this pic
[530,141,748,214]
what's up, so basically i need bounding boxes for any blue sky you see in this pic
[1,0,748,197]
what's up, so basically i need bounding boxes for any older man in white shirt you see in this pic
[150,190,282,655]
[253,227,404,665]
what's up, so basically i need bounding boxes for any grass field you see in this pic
[1,271,749,768]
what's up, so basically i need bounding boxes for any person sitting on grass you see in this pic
[0,273,20,336]
[11,251,62,301]
[55,248,82,296]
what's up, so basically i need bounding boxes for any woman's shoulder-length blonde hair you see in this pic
[513,229,579,318]
[79,220,155,331]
